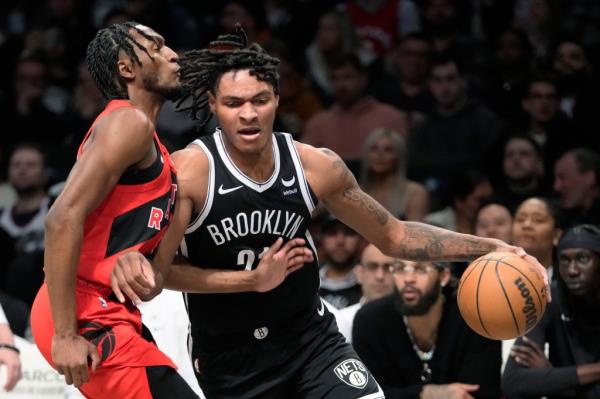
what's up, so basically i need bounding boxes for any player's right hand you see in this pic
[51,333,100,388]
[254,237,314,292]
[110,251,156,305]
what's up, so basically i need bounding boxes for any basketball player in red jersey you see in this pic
[29,22,312,399]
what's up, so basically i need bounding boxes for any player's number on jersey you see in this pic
[237,247,269,271]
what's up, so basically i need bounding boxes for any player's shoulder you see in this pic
[293,141,342,168]
[171,141,210,177]
[94,106,153,143]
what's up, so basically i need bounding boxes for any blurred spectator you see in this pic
[483,28,533,119]
[318,215,363,309]
[514,0,560,66]
[475,201,513,244]
[302,53,408,168]
[519,75,582,173]
[304,10,368,104]
[220,0,270,45]
[553,148,600,227]
[8,52,68,176]
[552,39,600,149]
[503,224,600,399]
[512,197,563,280]
[425,170,492,234]
[359,128,429,221]
[0,143,50,308]
[353,260,501,399]
[370,32,434,128]
[0,303,22,392]
[495,135,550,212]
[407,55,499,192]
[342,0,420,60]
[264,39,323,137]
[336,243,396,343]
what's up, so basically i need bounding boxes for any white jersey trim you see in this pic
[283,134,315,213]
[215,129,280,193]
[186,139,215,234]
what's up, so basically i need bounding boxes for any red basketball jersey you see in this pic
[75,100,177,287]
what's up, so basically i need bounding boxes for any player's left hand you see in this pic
[253,237,314,292]
[110,251,156,305]
[492,239,551,302]
[0,345,22,391]
[511,336,551,368]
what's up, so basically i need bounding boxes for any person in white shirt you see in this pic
[336,243,396,342]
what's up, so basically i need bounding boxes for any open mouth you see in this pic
[239,128,261,135]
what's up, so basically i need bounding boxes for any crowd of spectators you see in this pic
[1,0,600,397]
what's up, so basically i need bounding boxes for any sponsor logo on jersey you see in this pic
[281,176,296,187]
[333,359,369,389]
[206,210,305,245]
[218,184,244,195]
[283,188,298,196]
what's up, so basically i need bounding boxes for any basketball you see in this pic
[457,252,547,340]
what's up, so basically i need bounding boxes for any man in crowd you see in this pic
[353,260,502,398]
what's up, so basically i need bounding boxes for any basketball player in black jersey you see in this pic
[111,26,550,398]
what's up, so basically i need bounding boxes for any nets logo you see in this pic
[79,322,116,362]
[333,359,368,389]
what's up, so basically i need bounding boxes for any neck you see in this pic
[223,135,275,183]
[533,250,553,269]
[454,209,473,234]
[325,263,355,280]
[529,120,547,135]
[405,295,444,351]
[127,91,165,123]
[14,190,45,213]
[507,176,539,194]
[400,80,425,97]
[437,96,467,116]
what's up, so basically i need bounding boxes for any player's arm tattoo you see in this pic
[401,222,496,261]
[329,157,389,226]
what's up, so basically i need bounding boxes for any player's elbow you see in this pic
[45,205,81,234]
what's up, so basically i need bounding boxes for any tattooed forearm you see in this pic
[400,222,496,261]
[343,187,389,226]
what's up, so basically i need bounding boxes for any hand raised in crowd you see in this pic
[421,383,479,399]
[0,344,22,391]
[511,336,552,368]
[51,333,100,388]
[253,237,314,292]
[490,239,551,302]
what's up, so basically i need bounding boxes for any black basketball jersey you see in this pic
[181,129,320,337]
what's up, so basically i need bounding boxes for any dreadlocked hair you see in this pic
[86,21,156,100]
[174,24,280,125]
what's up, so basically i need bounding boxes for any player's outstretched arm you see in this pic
[298,143,549,294]
[45,108,153,387]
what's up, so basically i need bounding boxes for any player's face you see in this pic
[475,204,513,243]
[393,261,448,316]
[355,245,396,301]
[367,136,397,174]
[558,248,600,296]
[512,198,560,259]
[129,25,181,100]
[210,69,279,156]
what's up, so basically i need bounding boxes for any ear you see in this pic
[117,57,135,80]
[553,228,563,246]
[582,170,596,187]
[354,264,364,284]
[207,91,216,113]
[440,267,451,287]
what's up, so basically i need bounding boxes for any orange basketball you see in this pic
[457,251,547,340]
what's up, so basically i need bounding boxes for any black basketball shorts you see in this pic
[191,299,384,399]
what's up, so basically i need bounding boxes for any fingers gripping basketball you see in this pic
[458,252,547,340]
